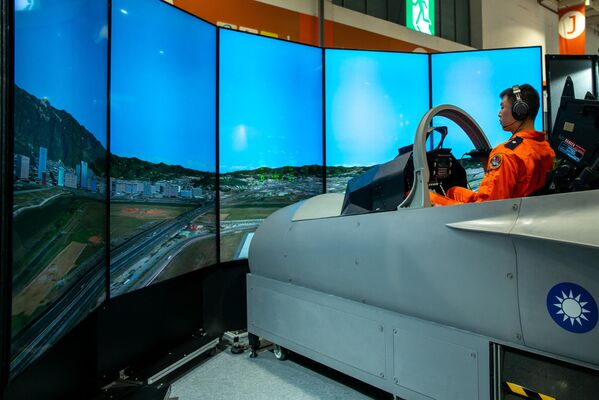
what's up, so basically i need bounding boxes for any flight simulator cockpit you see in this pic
[341,76,599,216]
[341,126,470,215]
[247,81,599,399]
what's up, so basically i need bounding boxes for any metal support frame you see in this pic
[1,0,14,389]
[492,343,503,400]
[319,0,325,47]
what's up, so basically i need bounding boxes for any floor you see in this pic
[169,348,389,400]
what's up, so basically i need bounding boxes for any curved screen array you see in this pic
[325,49,430,192]
[219,29,323,262]
[12,0,108,377]
[110,0,216,296]
[10,0,542,377]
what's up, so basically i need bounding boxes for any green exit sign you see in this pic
[407,0,435,36]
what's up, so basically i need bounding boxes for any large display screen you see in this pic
[325,49,430,192]
[110,0,217,296]
[12,0,108,376]
[219,29,323,262]
[431,47,543,158]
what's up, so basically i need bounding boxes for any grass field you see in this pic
[13,187,63,210]
[220,204,284,221]
[12,195,106,336]
[192,211,217,232]
[110,203,194,242]
[220,230,253,262]
[154,237,217,283]
[12,241,87,316]
[13,195,105,291]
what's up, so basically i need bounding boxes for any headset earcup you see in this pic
[512,100,529,121]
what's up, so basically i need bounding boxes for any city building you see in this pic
[57,166,65,187]
[14,154,30,180]
[64,172,77,189]
[113,181,126,194]
[165,183,180,198]
[124,181,144,194]
[144,182,152,197]
[37,146,47,180]
[80,161,88,190]
[192,187,203,198]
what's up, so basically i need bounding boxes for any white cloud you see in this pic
[233,125,248,152]
[15,0,35,12]
[95,24,108,43]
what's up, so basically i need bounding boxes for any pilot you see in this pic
[430,84,555,205]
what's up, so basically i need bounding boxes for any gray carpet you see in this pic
[170,349,376,400]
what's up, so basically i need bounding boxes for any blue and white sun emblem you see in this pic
[547,283,598,334]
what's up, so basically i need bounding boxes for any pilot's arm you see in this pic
[430,152,521,205]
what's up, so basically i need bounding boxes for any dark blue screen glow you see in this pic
[431,47,543,157]
[325,50,430,168]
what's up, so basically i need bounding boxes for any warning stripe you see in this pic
[503,381,557,400]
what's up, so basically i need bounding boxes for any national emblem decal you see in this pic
[547,282,598,333]
[489,154,502,170]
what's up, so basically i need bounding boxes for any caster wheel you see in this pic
[230,346,244,355]
[273,344,289,361]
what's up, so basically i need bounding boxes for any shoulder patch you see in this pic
[504,136,523,150]
[489,154,503,170]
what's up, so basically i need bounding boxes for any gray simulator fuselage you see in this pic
[248,105,599,398]
[250,189,599,367]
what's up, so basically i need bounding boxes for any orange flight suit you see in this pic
[430,130,555,206]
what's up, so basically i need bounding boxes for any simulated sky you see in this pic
[325,49,430,167]
[15,0,108,146]
[219,29,323,173]
[111,0,216,172]
[431,47,543,157]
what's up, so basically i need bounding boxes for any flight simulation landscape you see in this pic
[110,0,217,295]
[109,157,216,296]
[12,85,107,377]
[219,165,323,261]
[219,28,324,261]
[12,0,109,377]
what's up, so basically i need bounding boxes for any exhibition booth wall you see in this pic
[3,0,542,397]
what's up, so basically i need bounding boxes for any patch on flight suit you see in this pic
[504,136,523,150]
[489,154,502,169]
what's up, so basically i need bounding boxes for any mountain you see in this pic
[14,85,322,182]
[14,84,107,174]
[110,156,214,183]
[14,85,215,182]
[224,165,324,178]
[326,165,371,177]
